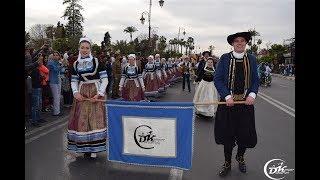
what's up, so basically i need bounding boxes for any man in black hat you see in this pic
[213,31,259,177]
[202,50,211,60]
[195,51,211,83]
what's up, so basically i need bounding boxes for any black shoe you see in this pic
[219,161,231,177]
[196,113,206,119]
[236,155,247,173]
[31,122,41,127]
[202,115,213,119]
[84,152,91,158]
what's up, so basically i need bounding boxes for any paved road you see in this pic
[260,75,295,109]
[25,77,295,180]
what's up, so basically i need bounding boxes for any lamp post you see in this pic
[177,27,186,53]
[177,27,186,41]
[140,0,165,52]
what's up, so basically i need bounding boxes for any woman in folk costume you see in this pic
[67,37,108,158]
[174,57,181,81]
[160,58,170,88]
[169,58,176,83]
[166,58,175,84]
[142,55,160,97]
[214,32,259,177]
[175,58,183,80]
[154,54,166,92]
[172,58,179,82]
[193,57,219,118]
[119,54,145,101]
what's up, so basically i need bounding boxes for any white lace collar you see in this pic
[232,51,245,59]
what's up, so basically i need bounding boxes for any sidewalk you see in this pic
[25,106,71,133]
[271,73,295,81]
[25,94,117,133]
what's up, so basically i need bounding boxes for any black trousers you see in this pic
[224,144,246,163]
[182,73,190,91]
[106,77,113,95]
[62,90,73,105]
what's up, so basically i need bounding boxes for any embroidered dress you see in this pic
[162,62,171,88]
[67,56,108,153]
[174,61,183,81]
[143,62,161,97]
[120,64,145,101]
[155,60,166,92]
[166,61,175,83]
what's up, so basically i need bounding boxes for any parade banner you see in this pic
[106,100,194,170]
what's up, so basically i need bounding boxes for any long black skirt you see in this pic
[214,103,257,148]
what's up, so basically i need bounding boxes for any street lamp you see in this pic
[140,11,151,46]
[177,27,186,53]
[140,14,146,24]
[178,27,186,41]
[159,0,164,7]
[140,0,165,51]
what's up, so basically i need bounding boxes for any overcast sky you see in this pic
[25,0,294,56]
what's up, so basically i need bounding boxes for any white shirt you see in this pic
[63,53,69,60]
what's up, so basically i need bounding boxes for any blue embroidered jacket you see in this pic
[213,52,259,99]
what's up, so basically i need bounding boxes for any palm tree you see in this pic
[186,37,194,55]
[172,38,179,53]
[169,39,173,52]
[251,44,258,55]
[257,39,262,51]
[158,36,167,53]
[248,28,260,45]
[124,26,138,42]
[179,39,186,54]
[208,45,215,55]
[266,42,272,50]
[189,45,194,54]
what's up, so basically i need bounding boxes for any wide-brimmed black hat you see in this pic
[227,32,252,45]
[202,51,211,56]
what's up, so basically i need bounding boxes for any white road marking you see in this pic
[25,121,68,144]
[25,116,68,137]
[279,84,288,88]
[257,94,295,117]
[259,92,295,112]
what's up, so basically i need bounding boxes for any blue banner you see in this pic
[106,100,194,170]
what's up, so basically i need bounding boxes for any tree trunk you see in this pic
[72,4,75,37]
